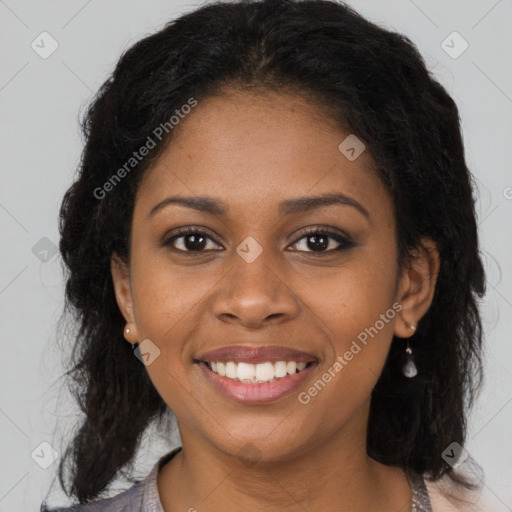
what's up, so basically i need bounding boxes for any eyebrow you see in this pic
[148,192,370,220]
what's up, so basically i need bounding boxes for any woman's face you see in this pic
[112,90,430,462]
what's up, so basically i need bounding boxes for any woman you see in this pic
[41,0,489,510]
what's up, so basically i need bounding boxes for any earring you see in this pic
[402,322,418,378]
[124,325,133,340]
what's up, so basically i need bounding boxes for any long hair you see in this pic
[45,0,485,504]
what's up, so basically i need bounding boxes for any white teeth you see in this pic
[237,362,255,380]
[207,360,311,382]
[274,361,288,378]
[256,362,274,381]
[217,361,226,376]
[225,361,237,379]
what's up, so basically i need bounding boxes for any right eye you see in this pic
[161,227,224,253]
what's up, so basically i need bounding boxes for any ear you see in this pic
[111,252,139,344]
[394,238,440,338]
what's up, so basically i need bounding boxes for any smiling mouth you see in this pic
[194,344,319,403]
[201,360,316,383]
[196,358,318,404]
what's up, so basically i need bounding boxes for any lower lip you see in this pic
[197,361,317,404]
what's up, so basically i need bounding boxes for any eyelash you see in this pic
[161,226,355,255]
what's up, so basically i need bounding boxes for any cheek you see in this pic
[307,249,397,336]
[128,257,203,413]
[130,255,212,339]
[307,250,398,388]
[127,257,210,403]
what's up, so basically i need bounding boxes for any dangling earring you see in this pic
[402,322,418,378]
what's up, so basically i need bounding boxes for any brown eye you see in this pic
[289,228,355,254]
[162,228,223,252]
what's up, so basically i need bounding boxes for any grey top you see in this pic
[42,448,432,512]
[407,470,433,512]
[41,448,181,512]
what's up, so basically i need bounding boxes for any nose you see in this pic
[211,250,300,329]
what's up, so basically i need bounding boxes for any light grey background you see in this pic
[0,0,511,510]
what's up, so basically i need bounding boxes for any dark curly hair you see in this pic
[42,0,486,506]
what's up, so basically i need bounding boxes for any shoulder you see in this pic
[41,479,145,512]
[424,474,493,512]
[41,447,182,512]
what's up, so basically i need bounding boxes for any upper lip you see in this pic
[195,345,318,364]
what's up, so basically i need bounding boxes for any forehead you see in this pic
[135,90,391,222]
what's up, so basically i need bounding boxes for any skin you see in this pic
[111,90,440,512]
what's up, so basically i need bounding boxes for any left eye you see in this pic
[289,229,353,254]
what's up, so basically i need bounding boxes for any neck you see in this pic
[157,421,412,512]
